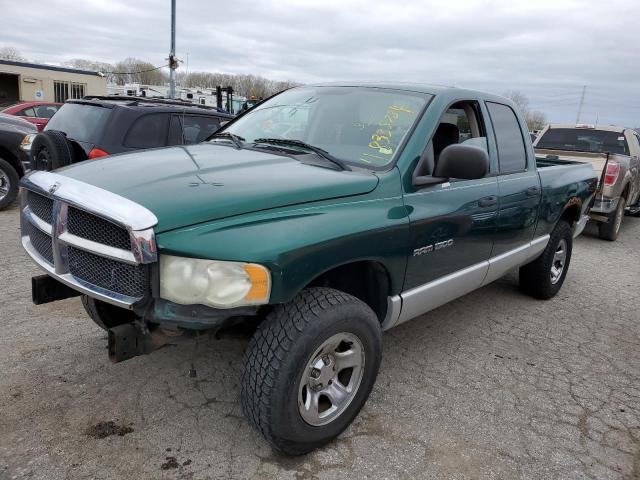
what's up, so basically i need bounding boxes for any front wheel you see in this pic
[598,197,626,241]
[241,287,382,455]
[0,158,19,210]
[519,220,573,300]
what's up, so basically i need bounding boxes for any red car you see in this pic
[1,102,62,132]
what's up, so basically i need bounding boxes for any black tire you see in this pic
[241,287,382,455]
[31,130,75,171]
[0,157,19,210]
[598,197,626,241]
[519,220,573,300]
[81,295,138,330]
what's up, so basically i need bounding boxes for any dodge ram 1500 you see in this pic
[19,83,597,454]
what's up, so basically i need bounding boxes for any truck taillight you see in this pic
[603,162,620,186]
[88,148,109,160]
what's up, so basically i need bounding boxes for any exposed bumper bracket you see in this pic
[32,274,82,305]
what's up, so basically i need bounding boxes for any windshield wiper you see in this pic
[253,138,350,171]
[210,132,245,149]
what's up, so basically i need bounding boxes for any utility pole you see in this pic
[575,85,586,124]
[168,0,177,99]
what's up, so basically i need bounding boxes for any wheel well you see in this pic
[560,204,580,226]
[621,182,630,201]
[307,261,391,323]
[0,146,23,177]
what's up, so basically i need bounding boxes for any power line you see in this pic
[100,64,168,75]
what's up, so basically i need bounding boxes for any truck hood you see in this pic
[58,143,379,232]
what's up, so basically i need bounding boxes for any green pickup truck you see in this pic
[20,83,597,454]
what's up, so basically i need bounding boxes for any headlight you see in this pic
[159,255,271,308]
[21,133,36,152]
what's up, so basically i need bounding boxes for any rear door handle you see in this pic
[478,195,498,207]
[526,186,540,197]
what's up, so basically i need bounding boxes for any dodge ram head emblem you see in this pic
[48,182,60,195]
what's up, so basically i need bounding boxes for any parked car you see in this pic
[19,84,597,455]
[0,113,36,209]
[1,102,62,132]
[28,96,233,171]
[534,124,640,240]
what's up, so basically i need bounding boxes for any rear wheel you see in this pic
[0,158,19,210]
[241,287,382,455]
[519,220,572,300]
[81,295,138,331]
[598,197,626,241]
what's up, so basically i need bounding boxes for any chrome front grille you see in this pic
[68,206,132,250]
[28,191,54,223]
[24,220,54,264]
[20,171,158,309]
[68,247,148,298]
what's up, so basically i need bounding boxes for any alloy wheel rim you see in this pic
[298,332,365,426]
[0,169,9,200]
[550,238,567,284]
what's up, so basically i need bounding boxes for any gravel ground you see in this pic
[0,200,639,480]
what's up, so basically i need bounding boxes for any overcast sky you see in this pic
[2,0,639,126]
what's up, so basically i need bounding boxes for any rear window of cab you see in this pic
[536,128,629,156]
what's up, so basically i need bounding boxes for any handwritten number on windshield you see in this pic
[364,105,413,161]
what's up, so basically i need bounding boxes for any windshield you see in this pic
[45,103,111,143]
[218,86,431,169]
[536,128,629,156]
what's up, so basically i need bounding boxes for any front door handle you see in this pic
[526,186,540,197]
[478,195,498,207]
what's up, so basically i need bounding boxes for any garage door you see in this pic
[0,73,19,107]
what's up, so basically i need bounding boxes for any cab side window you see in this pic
[414,100,488,179]
[486,102,527,174]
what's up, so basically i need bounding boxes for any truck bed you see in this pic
[536,149,620,179]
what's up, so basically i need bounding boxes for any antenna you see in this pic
[575,85,586,124]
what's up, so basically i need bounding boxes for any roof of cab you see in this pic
[545,123,629,134]
[306,81,512,103]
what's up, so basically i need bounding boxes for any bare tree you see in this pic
[111,58,168,86]
[0,46,27,61]
[180,71,299,98]
[503,90,547,131]
[63,59,117,83]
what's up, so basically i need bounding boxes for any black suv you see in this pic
[30,96,233,171]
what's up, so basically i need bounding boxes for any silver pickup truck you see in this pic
[534,124,640,240]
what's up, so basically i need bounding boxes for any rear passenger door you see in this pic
[123,113,170,150]
[486,101,541,256]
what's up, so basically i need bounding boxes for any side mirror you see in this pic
[433,144,489,180]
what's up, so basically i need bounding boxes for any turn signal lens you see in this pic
[244,264,270,301]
